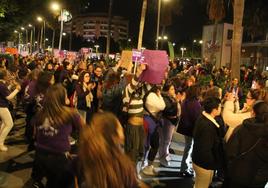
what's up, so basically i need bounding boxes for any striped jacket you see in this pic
[122,75,149,118]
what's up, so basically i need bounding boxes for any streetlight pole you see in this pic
[59,9,64,51]
[43,20,46,49]
[94,45,100,57]
[180,47,186,58]
[29,24,34,54]
[192,39,196,57]
[156,0,161,50]
[14,30,21,53]
[37,17,44,50]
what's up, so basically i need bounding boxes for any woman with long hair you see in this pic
[0,68,21,151]
[75,71,95,123]
[223,89,263,141]
[159,81,180,167]
[79,112,143,188]
[142,85,166,175]
[177,85,202,177]
[102,71,127,118]
[32,84,83,188]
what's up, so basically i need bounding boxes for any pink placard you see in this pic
[139,50,169,84]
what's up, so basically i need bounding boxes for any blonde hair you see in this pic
[79,112,138,188]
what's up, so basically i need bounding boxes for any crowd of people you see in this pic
[0,53,267,188]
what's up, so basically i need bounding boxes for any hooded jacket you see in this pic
[225,118,268,186]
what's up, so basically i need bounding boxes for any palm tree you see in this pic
[206,0,225,65]
[231,0,245,80]
[137,0,148,50]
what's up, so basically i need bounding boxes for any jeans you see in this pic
[180,135,193,172]
[0,107,14,145]
[143,115,159,164]
[158,118,175,159]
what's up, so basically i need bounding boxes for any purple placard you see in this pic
[132,49,142,62]
[139,50,169,84]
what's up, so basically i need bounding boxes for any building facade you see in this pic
[65,13,129,42]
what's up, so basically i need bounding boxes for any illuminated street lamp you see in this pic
[14,30,21,53]
[51,2,72,51]
[20,27,29,46]
[199,40,203,44]
[180,47,186,58]
[37,16,46,49]
[156,0,170,50]
[28,24,35,53]
[94,44,100,57]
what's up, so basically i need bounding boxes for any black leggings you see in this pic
[32,148,74,188]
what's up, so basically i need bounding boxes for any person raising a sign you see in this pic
[122,63,147,164]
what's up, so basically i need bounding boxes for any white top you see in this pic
[222,101,251,142]
[145,92,166,117]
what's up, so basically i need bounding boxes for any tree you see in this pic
[231,0,245,80]
[206,0,225,65]
[137,0,147,50]
[0,0,18,18]
[243,0,268,42]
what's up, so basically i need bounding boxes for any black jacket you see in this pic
[225,118,268,186]
[192,113,224,170]
[162,94,179,125]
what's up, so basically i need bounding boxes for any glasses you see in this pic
[246,96,253,100]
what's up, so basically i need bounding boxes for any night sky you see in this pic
[83,0,235,49]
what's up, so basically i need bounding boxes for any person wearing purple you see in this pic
[0,68,21,151]
[177,85,202,177]
[31,84,83,188]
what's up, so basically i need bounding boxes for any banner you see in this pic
[139,50,169,84]
[5,48,18,55]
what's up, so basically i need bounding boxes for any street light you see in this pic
[94,44,100,57]
[180,47,186,58]
[156,0,170,50]
[37,16,46,50]
[51,2,64,51]
[14,30,21,53]
[199,40,203,44]
[28,24,35,53]
[44,38,49,49]
[20,27,28,46]
[163,36,168,40]
[192,39,197,57]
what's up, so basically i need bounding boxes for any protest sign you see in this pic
[120,50,133,71]
[139,50,169,84]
